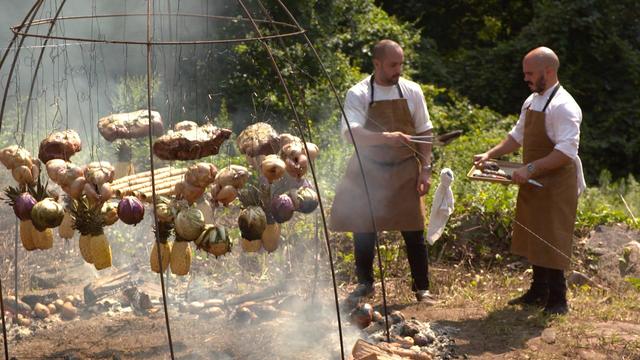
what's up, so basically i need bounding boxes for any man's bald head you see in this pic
[523,47,560,71]
[372,40,402,61]
[522,46,560,94]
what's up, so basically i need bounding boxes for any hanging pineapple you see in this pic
[70,197,111,270]
[150,221,172,273]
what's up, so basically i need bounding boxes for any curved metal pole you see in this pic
[0,0,45,133]
[273,0,392,341]
[0,0,43,72]
[234,1,346,358]
[0,271,7,360]
[146,1,175,359]
[21,0,68,145]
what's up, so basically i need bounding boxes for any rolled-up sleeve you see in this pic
[340,90,367,141]
[552,103,582,159]
[508,101,530,145]
[413,87,433,133]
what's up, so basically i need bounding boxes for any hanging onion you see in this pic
[14,192,36,221]
[117,196,145,225]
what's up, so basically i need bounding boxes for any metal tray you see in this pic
[467,159,523,185]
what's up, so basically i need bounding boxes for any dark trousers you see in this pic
[353,231,429,291]
[532,265,567,301]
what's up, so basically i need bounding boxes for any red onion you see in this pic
[270,194,295,223]
[14,193,36,221]
[117,196,145,225]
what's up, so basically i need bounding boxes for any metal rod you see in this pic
[11,13,304,46]
[273,0,392,342]
[146,1,175,358]
[0,268,8,360]
[0,0,45,133]
[235,0,346,357]
[0,0,43,72]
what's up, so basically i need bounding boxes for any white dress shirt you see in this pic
[509,82,587,195]
[340,75,433,141]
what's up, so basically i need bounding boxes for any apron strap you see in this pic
[542,84,561,112]
[369,75,404,106]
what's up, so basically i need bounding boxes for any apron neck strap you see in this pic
[369,75,404,106]
[542,84,561,112]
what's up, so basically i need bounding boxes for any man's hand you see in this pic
[511,166,530,184]
[383,131,412,146]
[473,152,491,167]
[417,169,431,196]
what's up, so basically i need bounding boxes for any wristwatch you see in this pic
[526,162,535,175]
[422,163,432,172]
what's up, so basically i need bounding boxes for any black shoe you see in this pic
[543,300,569,315]
[508,288,548,307]
[346,283,374,304]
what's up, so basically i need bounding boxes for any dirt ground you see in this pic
[1,219,639,359]
[2,272,639,360]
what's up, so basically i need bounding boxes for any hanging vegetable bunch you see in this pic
[0,144,66,251]
[3,177,61,251]
[175,162,218,225]
[235,124,321,254]
[69,196,114,270]
[150,196,175,273]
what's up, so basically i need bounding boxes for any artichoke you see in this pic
[293,187,319,214]
[238,206,267,240]
[195,225,231,257]
[31,198,64,231]
[270,194,295,223]
[175,206,205,241]
[101,200,119,226]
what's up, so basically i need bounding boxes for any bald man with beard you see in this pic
[474,47,586,315]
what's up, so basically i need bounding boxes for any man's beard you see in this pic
[531,76,546,93]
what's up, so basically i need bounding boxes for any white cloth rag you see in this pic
[426,168,455,245]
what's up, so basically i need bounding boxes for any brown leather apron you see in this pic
[329,77,425,232]
[511,85,578,270]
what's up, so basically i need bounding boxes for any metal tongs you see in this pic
[409,130,463,146]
